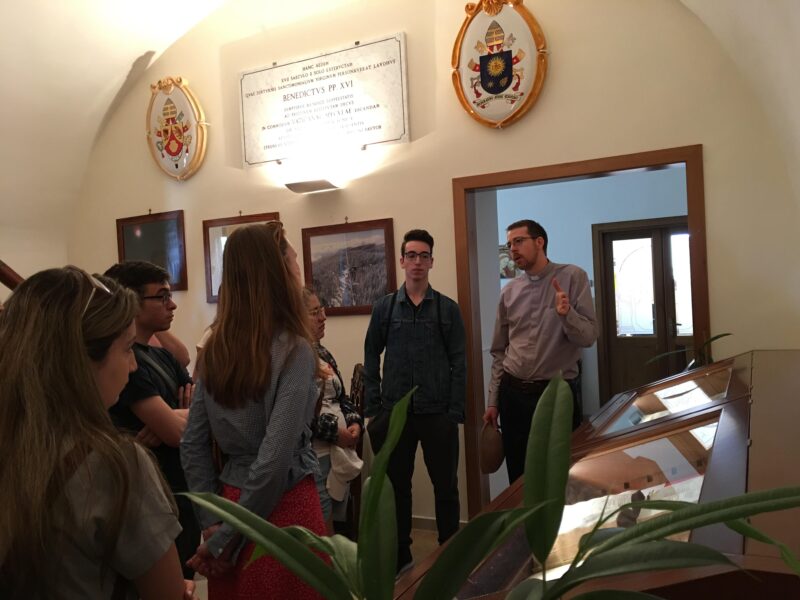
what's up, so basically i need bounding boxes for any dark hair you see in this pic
[401,229,434,256]
[104,261,170,296]
[507,219,548,254]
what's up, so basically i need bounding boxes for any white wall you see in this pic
[69,0,800,521]
[0,225,68,301]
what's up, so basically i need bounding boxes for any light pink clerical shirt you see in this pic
[488,261,598,407]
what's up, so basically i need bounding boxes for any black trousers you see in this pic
[498,374,581,484]
[367,411,460,568]
[174,494,202,579]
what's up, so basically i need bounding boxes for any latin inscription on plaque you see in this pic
[240,34,408,165]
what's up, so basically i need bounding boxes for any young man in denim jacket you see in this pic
[364,229,466,576]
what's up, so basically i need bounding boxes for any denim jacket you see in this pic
[363,284,466,422]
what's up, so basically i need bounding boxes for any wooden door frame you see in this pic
[453,145,710,516]
[592,215,690,403]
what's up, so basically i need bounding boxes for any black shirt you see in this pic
[109,343,192,492]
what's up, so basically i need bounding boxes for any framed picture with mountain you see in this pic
[301,218,396,316]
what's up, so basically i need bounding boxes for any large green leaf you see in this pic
[506,577,544,600]
[582,496,800,576]
[183,492,351,600]
[358,390,413,600]
[248,525,335,565]
[545,540,733,599]
[414,504,547,600]
[326,534,362,596]
[358,476,397,600]
[523,376,574,565]
[726,519,800,575]
[276,527,362,592]
[589,487,800,556]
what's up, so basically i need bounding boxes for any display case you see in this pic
[395,351,800,599]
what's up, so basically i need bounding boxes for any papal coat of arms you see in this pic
[145,77,208,181]
[452,0,547,128]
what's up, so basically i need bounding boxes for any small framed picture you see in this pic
[116,210,188,290]
[202,212,280,303]
[302,218,396,316]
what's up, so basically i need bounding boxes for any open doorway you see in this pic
[452,146,709,515]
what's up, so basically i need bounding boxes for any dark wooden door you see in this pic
[594,217,693,402]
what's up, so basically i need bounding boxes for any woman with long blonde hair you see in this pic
[181,222,325,599]
[0,266,189,599]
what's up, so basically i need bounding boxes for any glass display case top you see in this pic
[602,365,731,435]
[536,417,720,579]
[457,416,721,597]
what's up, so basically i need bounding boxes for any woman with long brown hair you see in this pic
[0,267,190,599]
[181,222,325,599]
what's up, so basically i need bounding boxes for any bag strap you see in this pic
[435,291,447,352]
[383,290,448,351]
[133,346,179,398]
[382,291,398,347]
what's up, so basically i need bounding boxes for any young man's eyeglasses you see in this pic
[142,292,173,305]
[506,236,537,249]
[403,251,432,262]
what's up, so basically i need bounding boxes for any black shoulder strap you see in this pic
[383,290,447,351]
[134,346,178,398]
[435,291,447,352]
[382,291,398,347]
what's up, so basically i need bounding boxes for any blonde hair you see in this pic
[0,266,141,596]
[200,222,317,407]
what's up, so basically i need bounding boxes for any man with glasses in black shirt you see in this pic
[364,229,466,577]
[104,260,200,580]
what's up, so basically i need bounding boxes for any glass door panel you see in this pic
[613,238,655,336]
[671,232,693,336]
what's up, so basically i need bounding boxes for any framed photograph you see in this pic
[302,219,396,316]
[116,210,188,290]
[499,244,522,282]
[202,212,280,303]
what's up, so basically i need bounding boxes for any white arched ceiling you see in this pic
[2,0,799,235]
[0,0,223,230]
[680,0,800,197]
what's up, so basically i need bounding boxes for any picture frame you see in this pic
[202,212,280,303]
[499,243,522,281]
[116,210,188,290]
[302,218,396,316]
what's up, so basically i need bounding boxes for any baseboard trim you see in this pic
[412,515,467,531]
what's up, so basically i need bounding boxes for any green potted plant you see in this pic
[186,378,800,599]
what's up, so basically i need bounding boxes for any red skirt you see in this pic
[208,476,327,600]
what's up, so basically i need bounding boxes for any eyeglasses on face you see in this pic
[403,251,432,262]
[506,236,538,249]
[82,272,112,317]
[308,305,325,317]
[141,292,174,305]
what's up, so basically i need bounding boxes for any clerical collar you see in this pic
[527,260,553,282]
